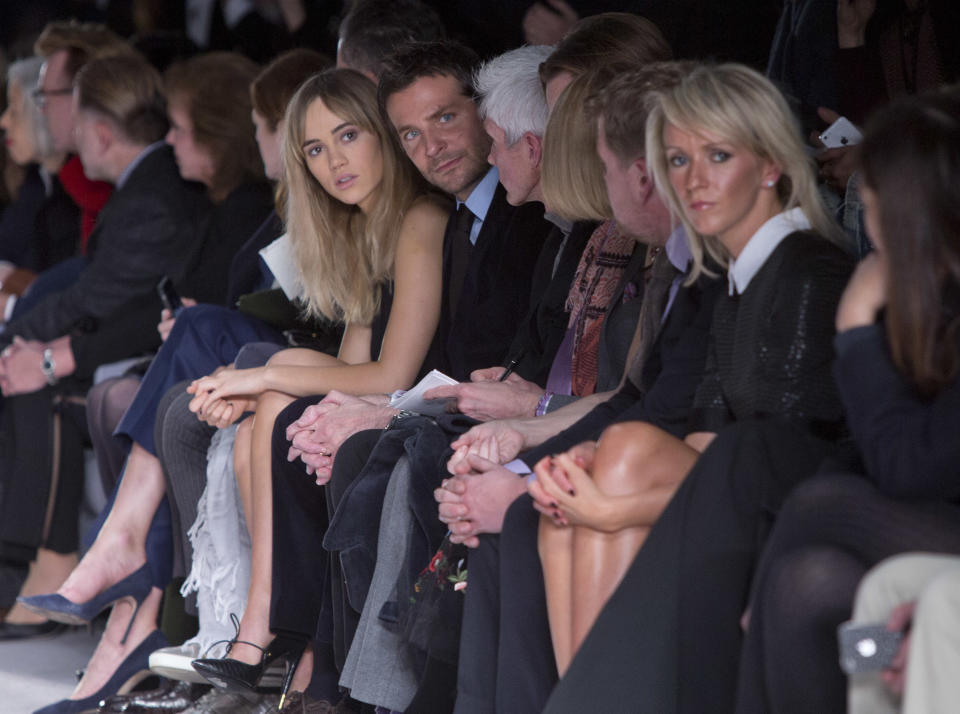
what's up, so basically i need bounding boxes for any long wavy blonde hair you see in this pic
[645,63,846,282]
[282,68,427,324]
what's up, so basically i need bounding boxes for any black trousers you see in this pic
[455,493,557,714]
[0,382,89,561]
[269,395,331,642]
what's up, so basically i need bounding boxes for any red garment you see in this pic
[58,155,112,255]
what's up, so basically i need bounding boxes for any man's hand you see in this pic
[447,420,526,468]
[287,390,396,484]
[882,601,915,697]
[0,337,48,396]
[424,367,543,421]
[811,108,861,194]
[157,297,197,342]
[434,453,528,548]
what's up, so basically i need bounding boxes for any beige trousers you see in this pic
[849,552,960,714]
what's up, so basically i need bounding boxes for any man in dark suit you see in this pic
[0,54,206,639]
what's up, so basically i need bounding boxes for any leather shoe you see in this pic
[0,618,68,640]
[264,691,334,713]
[99,679,209,712]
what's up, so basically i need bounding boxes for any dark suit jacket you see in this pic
[521,272,724,464]
[3,145,208,377]
[508,220,596,386]
[428,183,552,382]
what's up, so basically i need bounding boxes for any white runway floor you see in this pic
[0,625,99,713]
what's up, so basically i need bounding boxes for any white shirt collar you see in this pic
[727,207,811,295]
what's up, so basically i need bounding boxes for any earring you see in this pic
[766,180,776,187]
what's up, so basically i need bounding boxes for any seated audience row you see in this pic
[0,5,956,714]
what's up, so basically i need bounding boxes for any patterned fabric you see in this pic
[565,220,637,396]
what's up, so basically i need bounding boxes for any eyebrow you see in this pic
[301,122,355,149]
[426,106,453,122]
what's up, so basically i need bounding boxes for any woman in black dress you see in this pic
[734,88,960,714]
[528,62,854,698]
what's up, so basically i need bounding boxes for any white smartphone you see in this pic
[819,117,864,149]
[838,620,903,674]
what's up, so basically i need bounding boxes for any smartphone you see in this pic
[819,117,864,149]
[156,276,183,316]
[837,620,904,674]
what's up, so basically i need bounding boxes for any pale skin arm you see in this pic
[188,198,448,408]
[446,390,617,465]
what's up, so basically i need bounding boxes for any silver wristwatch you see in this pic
[41,348,58,386]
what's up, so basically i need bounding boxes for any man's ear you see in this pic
[94,119,113,153]
[630,156,655,202]
[524,132,543,170]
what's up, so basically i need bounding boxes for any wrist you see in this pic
[535,391,553,417]
[48,337,75,379]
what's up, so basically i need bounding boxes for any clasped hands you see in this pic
[285,390,394,485]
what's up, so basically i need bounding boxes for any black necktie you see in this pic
[448,204,475,317]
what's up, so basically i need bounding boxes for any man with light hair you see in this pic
[474,44,553,207]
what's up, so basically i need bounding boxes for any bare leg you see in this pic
[69,587,162,700]
[226,390,295,665]
[4,549,77,624]
[539,515,574,675]
[56,442,166,604]
[567,422,699,658]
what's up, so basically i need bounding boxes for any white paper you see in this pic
[258,233,302,300]
[390,369,459,417]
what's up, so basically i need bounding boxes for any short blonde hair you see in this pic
[645,63,846,281]
[541,71,611,222]
[283,68,428,324]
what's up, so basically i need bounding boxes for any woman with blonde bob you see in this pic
[528,63,854,703]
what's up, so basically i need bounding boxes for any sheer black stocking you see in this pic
[736,472,960,714]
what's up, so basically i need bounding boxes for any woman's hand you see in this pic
[527,442,606,528]
[837,0,876,48]
[156,297,197,342]
[836,252,887,332]
[187,365,264,418]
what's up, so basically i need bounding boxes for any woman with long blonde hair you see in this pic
[528,63,853,690]
[23,67,449,709]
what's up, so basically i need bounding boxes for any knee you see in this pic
[592,421,665,493]
[854,554,930,621]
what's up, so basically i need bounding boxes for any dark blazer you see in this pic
[508,220,596,386]
[429,183,552,381]
[521,272,724,465]
[3,145,208,375]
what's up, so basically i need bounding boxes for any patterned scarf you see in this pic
[565,220,637,396]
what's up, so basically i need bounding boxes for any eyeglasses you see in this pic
[32,87,73,108]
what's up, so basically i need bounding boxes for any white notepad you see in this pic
[389,369,459,417]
